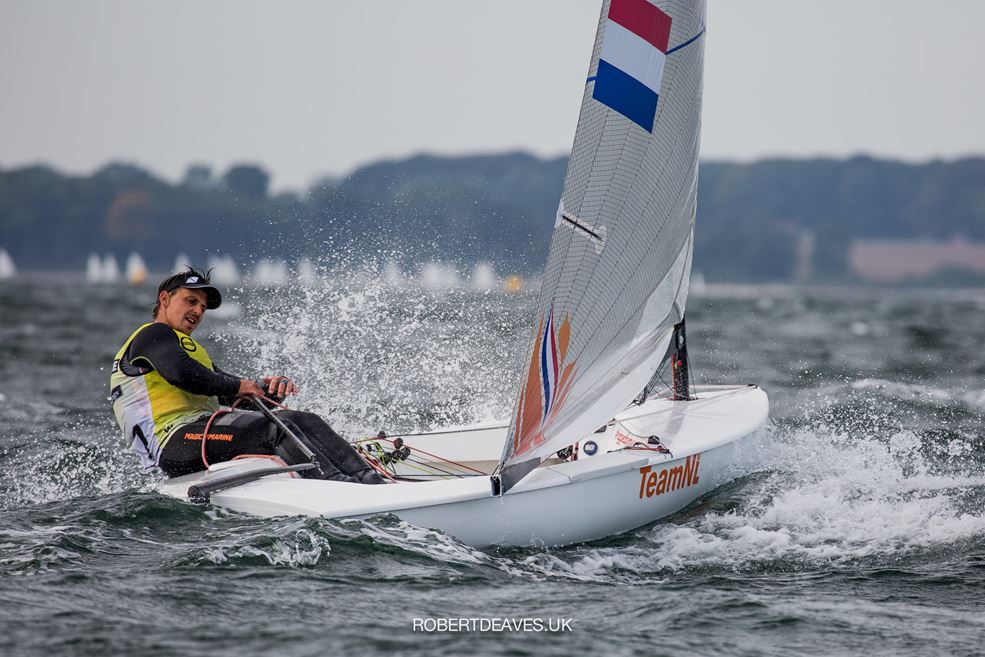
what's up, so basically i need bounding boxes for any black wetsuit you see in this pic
[121,323,385,484]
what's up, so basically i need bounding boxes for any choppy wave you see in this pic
[3,280,985,655]
[851,377,985,412]
[3,281,984,576]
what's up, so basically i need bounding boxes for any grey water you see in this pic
[1,276,984,657]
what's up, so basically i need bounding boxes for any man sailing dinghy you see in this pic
[110,268,386,485]
[156,0,769,548]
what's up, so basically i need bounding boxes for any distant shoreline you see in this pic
[3,152,985,286]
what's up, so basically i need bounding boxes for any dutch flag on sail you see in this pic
[592,0,672,132]
[540,307,560,423]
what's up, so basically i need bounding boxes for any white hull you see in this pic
[159,385,768,547]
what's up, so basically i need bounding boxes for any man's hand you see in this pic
[237,379,266,398]
[262,375,298,399]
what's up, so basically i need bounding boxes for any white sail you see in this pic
[383,260,404,286]
[126,252,148,284]
[207,255,241,285]
[251,259,289,286]
[172,253,191,274]
[470,262,497,291]
[297,258,317,285]
[420,262,460,290]
[500,0,706,490]
[86,253,103,283]
[101,254,121,283]
[0,249,15,280]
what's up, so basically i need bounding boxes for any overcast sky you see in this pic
[2,0,984,191]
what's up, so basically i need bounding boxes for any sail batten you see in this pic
[499,0,706,490]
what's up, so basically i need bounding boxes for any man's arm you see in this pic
[213,365,236,406]
[213,364,254,406]
[127,323,241,398]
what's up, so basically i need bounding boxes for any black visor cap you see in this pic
[162,272,222,309]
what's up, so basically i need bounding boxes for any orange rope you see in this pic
[200,393,284,470]
[199,403,235,469]
[360,451,398,482]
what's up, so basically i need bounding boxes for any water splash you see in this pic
[0,427,146,511]
[519,417,985,580]
[213,272,533,438]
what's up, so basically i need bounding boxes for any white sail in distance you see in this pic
[86,253,103,283]
[101,254,121,283]
[126,252,148,285]
[0,249,16,280]
[499,0,705,491]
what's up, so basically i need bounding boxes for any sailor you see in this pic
[109,267,385,484]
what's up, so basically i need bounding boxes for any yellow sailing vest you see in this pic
[110,323,220,469]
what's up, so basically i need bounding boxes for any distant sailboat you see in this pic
[172,253,191,274]
[690,270,707,295]
[503,275,524,294]
[204,256,244,319]
[86,253,103,283]
[0,249,16,280]
[252,259,288,286]
[421,262,460,290]
[126,253,148,285]
[383,260,404,287]
[206,255,241,286]
[297,258,317,285]
[470,262,497,291]
[102,255,121,283]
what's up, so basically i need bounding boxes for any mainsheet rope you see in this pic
[198,392,486,481]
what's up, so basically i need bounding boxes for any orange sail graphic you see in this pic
[512,312,576,458]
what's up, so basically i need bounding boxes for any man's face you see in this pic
[159,288,208,335]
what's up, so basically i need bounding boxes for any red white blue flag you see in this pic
[592,0,672,132]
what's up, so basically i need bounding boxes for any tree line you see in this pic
[1,153,983,281]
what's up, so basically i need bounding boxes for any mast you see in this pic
[670,317,692,401]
